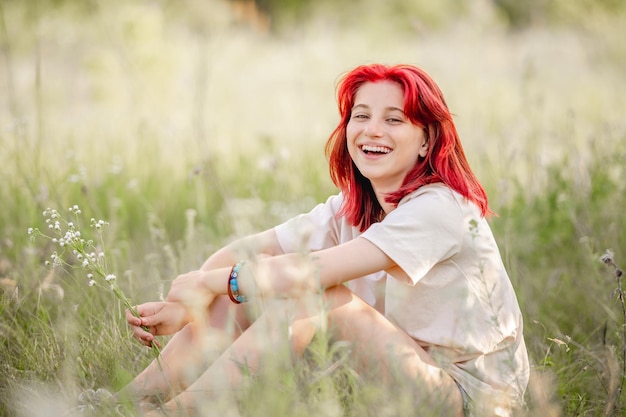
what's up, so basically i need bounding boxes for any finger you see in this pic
[135,302,162,317]
[126,308,142,326]
[132,330,152,346]
[130,321,154,341]
[147,338,161,349]
[139,303,170,329]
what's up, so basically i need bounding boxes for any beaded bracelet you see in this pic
[227,261,248,304]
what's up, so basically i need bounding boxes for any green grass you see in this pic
[1,1,626,416]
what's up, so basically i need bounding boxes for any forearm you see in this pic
[185,252,316,303]
[200,229,283,271]
[192,236,394,304]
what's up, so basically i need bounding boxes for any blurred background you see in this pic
[1,0,626,415]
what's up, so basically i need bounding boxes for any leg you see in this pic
[323,285,464,416]
[152,287,463,416]
[149,296,321,415]
[117,295,252,404]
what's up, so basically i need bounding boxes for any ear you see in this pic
[418,138,429,158]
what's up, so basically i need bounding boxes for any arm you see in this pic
[131,234,394,341]
[199,228,285,271]
[127,229,284,342]
[164,228,284,303]
[167,235,395,303]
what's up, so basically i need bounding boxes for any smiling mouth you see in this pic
[361,145,391,155]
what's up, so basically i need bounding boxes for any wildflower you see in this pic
[29,205,162,361]
[601,250,614,265]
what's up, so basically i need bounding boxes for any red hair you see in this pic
[325,64,490,231]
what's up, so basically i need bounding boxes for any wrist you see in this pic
[227,261,248,304]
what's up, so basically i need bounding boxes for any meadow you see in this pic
[1,0,625,415]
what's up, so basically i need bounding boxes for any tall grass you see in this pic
[1,0,625,415]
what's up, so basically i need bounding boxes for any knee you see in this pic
[323,285,367,315]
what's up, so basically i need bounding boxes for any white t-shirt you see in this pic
[274,183,529,415]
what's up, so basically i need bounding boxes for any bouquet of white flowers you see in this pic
[29,205,161,361]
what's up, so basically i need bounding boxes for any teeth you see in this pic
[361,145,391,154]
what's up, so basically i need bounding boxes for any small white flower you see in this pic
[105,274,116,282]
[88,280,96,287]
[82,259,89,267]
[87,273,93,279]
[28,227,33,235]
[52,238,57,243]
[45,261,50,266]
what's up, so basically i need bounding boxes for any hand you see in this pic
[126,301,191,347]
[166,269,214,306]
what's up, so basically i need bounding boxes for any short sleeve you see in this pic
[274,193,346,253]
[361,186,465,285]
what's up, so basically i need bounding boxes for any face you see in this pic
[346,81,429,193]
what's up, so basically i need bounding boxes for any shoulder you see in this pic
[390,183,474,224]
[399,183,462,207]
[274,192,352,252]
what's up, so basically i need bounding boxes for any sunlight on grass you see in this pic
[1,0,625,415]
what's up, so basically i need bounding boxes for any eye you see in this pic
[386,117,403,123]
[351,113,369,120]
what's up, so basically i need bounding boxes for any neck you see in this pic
[373,187,396,214]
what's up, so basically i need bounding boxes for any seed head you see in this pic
[601,250,615,265]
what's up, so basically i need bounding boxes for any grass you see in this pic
[1,0,626,416]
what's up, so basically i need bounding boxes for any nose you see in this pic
[363,118,383,138]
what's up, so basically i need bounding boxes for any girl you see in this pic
[125,63,529,417]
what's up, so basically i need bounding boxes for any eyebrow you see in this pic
[351,104,405,113]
